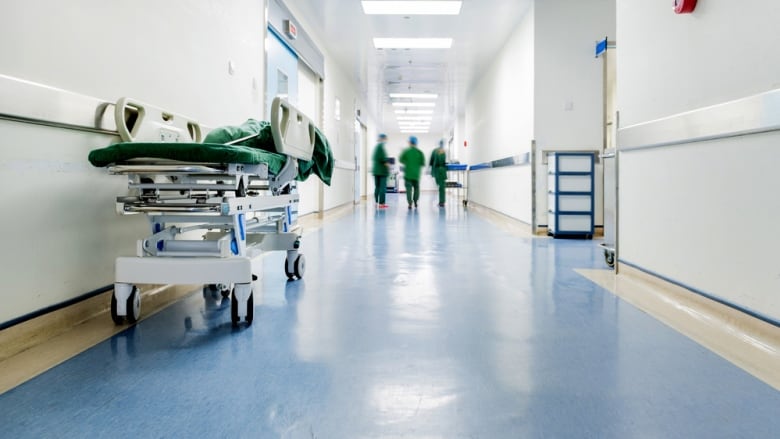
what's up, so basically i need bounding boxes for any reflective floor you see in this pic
[2,193,780,438]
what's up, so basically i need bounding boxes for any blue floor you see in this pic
[3,193,780,438]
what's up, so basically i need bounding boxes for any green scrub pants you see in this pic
[405,178,420,206]
[374,175,387,204]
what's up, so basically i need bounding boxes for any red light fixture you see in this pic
[674,0,697,14]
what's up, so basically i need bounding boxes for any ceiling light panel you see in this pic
[389,93,439,99]
[392,102,436,107]
[362,1,462,15]
[395,110,434,115]
[396,116,433,121]
[374,38,453,49]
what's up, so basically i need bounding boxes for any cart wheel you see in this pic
[230,289,254,326]
[220,284,231,298]
[294,254,306,279]
[284,258,295,281]
[126,286,141,324]
[604,250,615,268]
[463,200,468,207]
[245,292,254,325]
[110,294,123,325]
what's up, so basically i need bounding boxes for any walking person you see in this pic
[399,136,426,209]
[429,139,448,207]
[371,133,389,209]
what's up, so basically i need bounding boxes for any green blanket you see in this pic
[88,119,334,185]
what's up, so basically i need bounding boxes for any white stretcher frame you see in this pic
[107,96,316,326]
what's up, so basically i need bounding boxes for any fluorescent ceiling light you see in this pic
[395,110,434,115]
[396,116,433,121]
[392,102,436,107]
[362,1,462,15]
[374,38,453,49]
[390,93,438,99]
[401,130,430,134]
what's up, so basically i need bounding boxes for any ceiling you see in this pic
[287,0,533,137]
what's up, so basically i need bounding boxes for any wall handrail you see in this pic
[0,74,118,136]
[619,88,780,152]
[468,152,531,172]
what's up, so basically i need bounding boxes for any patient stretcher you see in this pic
[90,97,326,326]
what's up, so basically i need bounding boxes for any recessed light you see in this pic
[396,116,433,121]
[395,110,434,115]
[392,102,436,107]
[374,38,453,49]
[362,1,462,15]
[390,93,438,99]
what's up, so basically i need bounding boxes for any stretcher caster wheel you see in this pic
[285,254,305,280]
[604,250,615,268]
[126,286,141,323]
[110,285,140,325]
[294,254,306,279]
[110,294,123,325]
[230,290,254,326]
[285,261,295,281]
[218,283,232,298]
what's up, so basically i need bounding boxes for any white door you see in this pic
[266,29,299,115]
[296,64,321,215]
[353,119,363,204]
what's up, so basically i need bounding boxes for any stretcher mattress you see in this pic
[88,119,334,185]
[87,141,286,171]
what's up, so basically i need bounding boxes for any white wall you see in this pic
[618,1,780,127]
[464,5,535,223]
[617,0,780,321]
[533,0,615,227]
[0,0,266,325]
[1,0,264,127]
[285,0,375,212]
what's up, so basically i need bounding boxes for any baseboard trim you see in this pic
[0,284,197,364]
[0,285,113,332]
[619,259,780,329]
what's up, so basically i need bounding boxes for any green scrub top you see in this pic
[399,146,426,180]
[372,142,389,176]
[429,147,447,184]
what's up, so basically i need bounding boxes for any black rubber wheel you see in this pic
[605,250,615,268]
[230,291,239,326]
[294,254,306,279]
[284,258,295,281]
[110,294,123,325]
[126,286,141,324]
[245,292,254,325]
[220,286,231,298]
[230,289,253,326]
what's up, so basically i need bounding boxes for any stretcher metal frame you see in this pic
[105,96,314,326]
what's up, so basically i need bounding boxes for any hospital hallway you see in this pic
[0,193,779,438]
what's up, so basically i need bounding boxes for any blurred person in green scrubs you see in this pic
[429,139,448,207]
[372,133,389,209]
[399,136,425,209]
